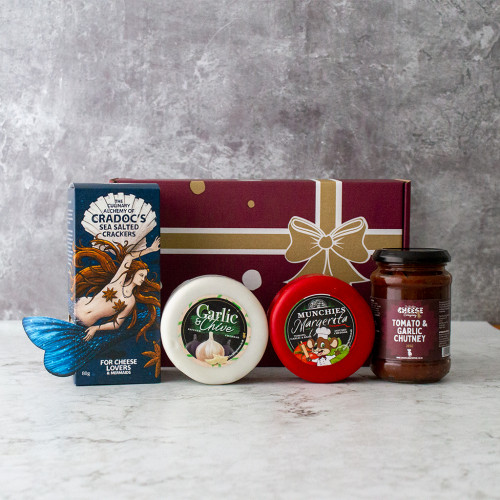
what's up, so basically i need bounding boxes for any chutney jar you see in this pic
[370,248,452,383]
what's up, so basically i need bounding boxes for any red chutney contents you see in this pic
[370,248,452,383]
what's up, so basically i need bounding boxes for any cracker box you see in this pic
[112,179,410,366]
[68,183,162,385]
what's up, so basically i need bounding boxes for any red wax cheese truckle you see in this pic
[269,275,375,383]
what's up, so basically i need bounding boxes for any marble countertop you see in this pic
[1,321,499,499]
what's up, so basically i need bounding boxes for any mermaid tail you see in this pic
[22,307,157,377]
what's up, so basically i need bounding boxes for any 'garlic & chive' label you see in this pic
[179,296,250,367]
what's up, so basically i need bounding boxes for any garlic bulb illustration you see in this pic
[223,339,234,357]
[186,334,201,356]
[195,332,225,362]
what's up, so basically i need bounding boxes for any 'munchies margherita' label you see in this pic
[285,295,355,367]
[179,296,250,367]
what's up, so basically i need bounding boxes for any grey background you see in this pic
[0,1,498,321]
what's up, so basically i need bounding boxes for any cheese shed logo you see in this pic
[397,305,423,319]
[180,297,250,367]
[285,295,355,367]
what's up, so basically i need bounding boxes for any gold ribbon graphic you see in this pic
[161,179,402,284]
[285,216,369,283]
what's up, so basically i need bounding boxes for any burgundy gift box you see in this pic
[112,179,410,366]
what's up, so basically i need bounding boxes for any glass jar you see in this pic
[370,248,452,383]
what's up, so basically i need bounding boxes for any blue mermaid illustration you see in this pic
[23,236,161,377]
[73,236,160,341]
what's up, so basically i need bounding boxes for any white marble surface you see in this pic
[1,321,499,499]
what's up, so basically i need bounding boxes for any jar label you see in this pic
[285,294,355,367]
[179,296,250,367]
[371,298,451,361]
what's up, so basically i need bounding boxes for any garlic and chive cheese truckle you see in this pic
[161,275,268,384]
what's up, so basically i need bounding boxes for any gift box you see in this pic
[112,179,410,366]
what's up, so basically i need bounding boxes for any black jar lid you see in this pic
[373,248,451,264]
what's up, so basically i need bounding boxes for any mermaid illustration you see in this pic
[73,236,161,342]
[23,236,161,377]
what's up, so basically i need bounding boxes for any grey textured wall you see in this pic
[0,1,498,321]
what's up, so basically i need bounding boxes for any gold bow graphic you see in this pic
[285,216,370,284]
